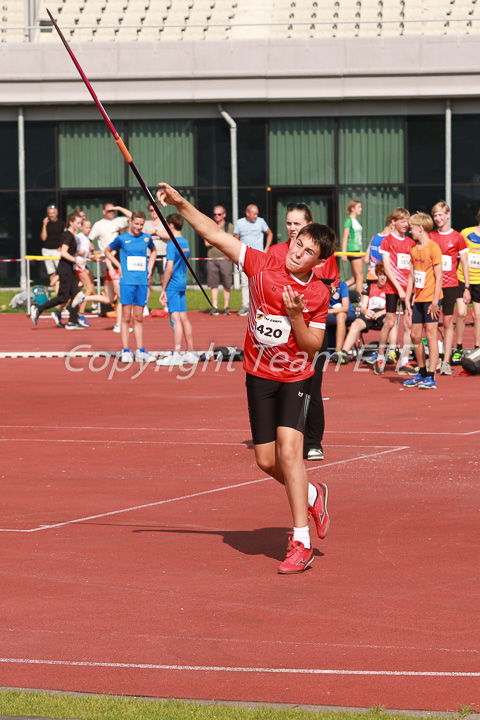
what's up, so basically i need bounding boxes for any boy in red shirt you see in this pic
[376,207,415,375]
[403,213,443,390]
[430,201,471,374]
[158,182,335,575]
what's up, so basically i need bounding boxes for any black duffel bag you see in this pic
[461,348,480,375]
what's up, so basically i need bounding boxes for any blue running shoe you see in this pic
[418,376,437,390]
[77,314,90,327]
[51,310,63,327]
[403,372,424,387]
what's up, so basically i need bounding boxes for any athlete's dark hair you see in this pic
[167,213,184,231]
[297,223,337,259]
[286,203,313,223]
[67,211,82,225]
[131,210,146,221]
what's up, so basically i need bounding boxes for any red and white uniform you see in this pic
[239,245,329,382]
[268,240,339,283]
[428,229,468,288]
[379,233,416,294]
[366,283,386,312]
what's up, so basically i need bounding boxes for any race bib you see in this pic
[397,253,411,270]
[254,311,291,347]
[368,296,386,311]
[442,255,452,271]
[468,252,480,269]
[127,255,146,272]
[414,270,426,289]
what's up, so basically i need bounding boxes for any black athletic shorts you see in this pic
[442,286,462,316]
[358,312,385,332]
[458,281,480,304]
[385,294,414,314]
[412,300,441,325]
[245,372,311,445]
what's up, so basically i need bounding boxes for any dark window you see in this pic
[407,185,445,218]
[0,192,19,283]
[197,190,233,226]
[25,123,56,190]
[407,117,445,185]
[238,189,269,224]
[196,120,231,188]
[237,119,267,187]
[452,116,480,184]
[451,185,480,230]
[0,123,19,190]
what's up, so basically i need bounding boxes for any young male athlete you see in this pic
[403,213,443,390]
[104,211,157,364]
[376,207,415,375]
[157,214,197,367]
[158,182,334,575]
[430,201,470,374]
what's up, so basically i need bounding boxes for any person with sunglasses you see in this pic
[204,206,234,315]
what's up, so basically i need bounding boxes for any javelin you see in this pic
[46,9,212,307]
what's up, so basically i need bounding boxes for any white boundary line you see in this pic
[0,438,404,449]
[0,424,478,436]
[0,446,407,534]
[0,657,477,677]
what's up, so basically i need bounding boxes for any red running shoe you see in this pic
[308,482,330,540]
[278,538,314,574]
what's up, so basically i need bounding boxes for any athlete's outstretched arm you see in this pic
[157,183,242,265]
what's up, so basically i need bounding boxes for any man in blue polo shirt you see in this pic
[234,204,273,316]
[105,210,157,364]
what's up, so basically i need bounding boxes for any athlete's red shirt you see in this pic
[379,233,415,294]
[365,282,387,312]
[428,229,468,287]
[268,240,339,283]
[239,245,329,382]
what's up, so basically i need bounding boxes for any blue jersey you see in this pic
[166,235,190,290]
[109,231,155,286]
[330,280,354,313]
[370,233,385,266]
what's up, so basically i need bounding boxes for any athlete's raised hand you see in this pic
[157,182,184,208]
[282,285,305,317]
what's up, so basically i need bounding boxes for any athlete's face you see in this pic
[130,217,145,236]
[285,234,323,277]
[82,220,92,235]
[376,273,387,288]
[409,224,423,242]
[354,202,362,216]
[245,206,259,223]
[69,216,83,233]
[393,217,409,236]
[286,210,309,241]
[433,211,449,229]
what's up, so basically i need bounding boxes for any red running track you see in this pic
[0,313,478,711]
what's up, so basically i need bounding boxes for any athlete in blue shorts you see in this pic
[157,213,197,366]
[105,210,157,363]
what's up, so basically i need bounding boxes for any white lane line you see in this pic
[0,446,407,534]
[0,438,403,449]
[0,424,478,436]
[0,439,245,447]
[0,657,477,677]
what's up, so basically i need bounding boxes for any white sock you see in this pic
[377,354,385,362]
[307,483,318,507]
[293,525,311,549]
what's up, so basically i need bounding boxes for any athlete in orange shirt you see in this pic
[404,213,443,390]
